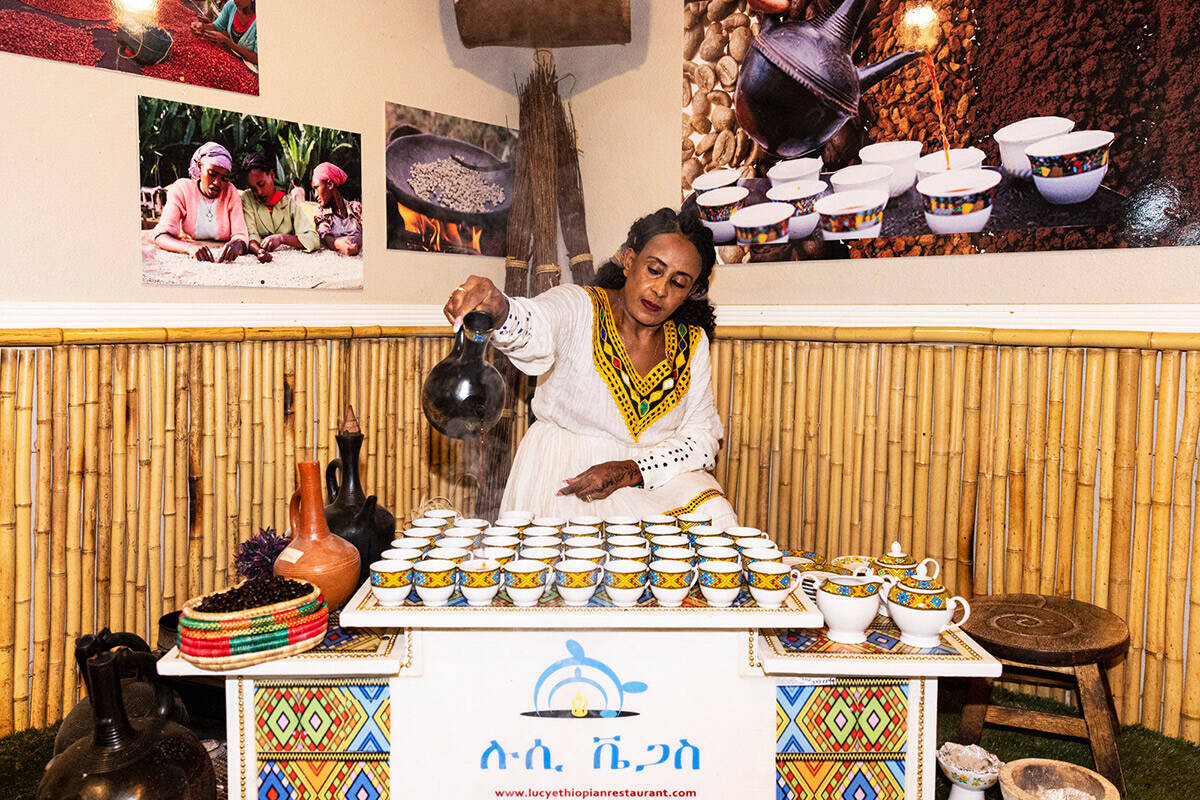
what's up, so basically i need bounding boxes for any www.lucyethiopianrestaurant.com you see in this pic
[493,790,698,798]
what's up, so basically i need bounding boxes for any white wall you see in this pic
[0,0,1197,312]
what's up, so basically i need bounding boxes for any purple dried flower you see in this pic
[235,527,291,580]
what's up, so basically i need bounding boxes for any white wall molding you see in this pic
[1,302,1199,333]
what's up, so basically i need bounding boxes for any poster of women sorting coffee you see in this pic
[1,0,259,94]
[681,0,1200,263]
[139,97,363,289]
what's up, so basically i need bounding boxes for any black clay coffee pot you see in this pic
[38,651,215,800]
[326,406,397,584]
[734,0,923,158]
[422,311,506,439]
[54,630,189,755]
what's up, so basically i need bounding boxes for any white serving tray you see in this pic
[338,579,823,630]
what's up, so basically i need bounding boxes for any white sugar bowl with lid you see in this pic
[800,573,884,644]
[855,540,939,617]
[885,565,970,648]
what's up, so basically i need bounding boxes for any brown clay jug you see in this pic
[273,461,361,610]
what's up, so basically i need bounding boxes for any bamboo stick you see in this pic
[1108,350,1138,719]
[885,345,906,546]
[297,341,310,464]
[97,346,113,628]
[958,347,983,597]
[847,344,869,554]
[327,341,342,475]
[899,347,918,553]
[1094,349,1118,607]
[788,343,811,549]
[109,348,128,628]
[1124,350,1158,722]
[260,342,275,532]
[743,342,764,525]
[777,345,796,542]
[1022,348,1048,593]
[49,347,69,712]
[237,344,253,546]
[400,340,414,513]
[0,351,15,735]
[213,345,228,587]
[283,342,297,521]
[147,348,165,632]
[871,344,893,554]
[1073,350,1104,602]
[223,342,239,560]
[132,348,150,640]
[200,345,216,595]
[124,347,140,629]
[162,347,177,613]
[369,339,384,497]
[824,345,844,555]
[988,349,1012,595]
[1057,348,1084,596]
[81,348,99,647]
[251,341,264,535]
[913,346,934,555]
[173,347,190,605]
[1005,348,1028,594]
[944,347,967,593]
[1185,355,1200,741]
[1041,349,1066,595]
[713,340,732,487]
[385,340,398,510]
[1164,351,1200,737]
[838,344,861,551]
[860,343,880,555]
[31,351,51,728]
[765,343,783,534]
[66,348,85,695]
[417,341,430,505]
[928,347,951,565]
[186,344,203,598]
[802,345,822,550]
[13,353,33,729]
[1143,350,1181,730]
[974,347,997,597]
[273,342,287,528]
[727,343,745,517]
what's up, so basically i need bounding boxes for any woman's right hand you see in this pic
[193,245,214,262]
[443,275,509,330]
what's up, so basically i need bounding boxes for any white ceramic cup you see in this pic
[691,166,741,194]
[369,559,413,607]
[858,140,924,196]
[654,546,697,566]
[648,559,698,607]
[602,559,650,608]
[767,157,823,187]
[458,558,502,607]
[412,559,457,607]
[801,574,882,644]
[916,168,1002,234]
[553,558,604,607]
[993,116,1075,178]
[765,179,827,239]
[888,594,971,648]
[915,146,986,182]
[698,560,743,608]
[746,561,802,609]
[381,547,423,563]
[830,163,894,198]
[1025,130,1114,205]
[502,559,550,607]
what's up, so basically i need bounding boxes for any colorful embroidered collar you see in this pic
[586,286,699,441]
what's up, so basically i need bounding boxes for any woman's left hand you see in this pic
[558,460,642,502]
[218,240,245,263]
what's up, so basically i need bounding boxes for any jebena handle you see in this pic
[941,596,971,633]
[288,488,301,537]
[918,557,941,580]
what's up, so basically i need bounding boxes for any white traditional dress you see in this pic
[492,284,737,530]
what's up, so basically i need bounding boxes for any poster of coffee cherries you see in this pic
[682,0,1200,263]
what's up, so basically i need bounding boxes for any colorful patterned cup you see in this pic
[501,509,535,525]
[1026,130,1115,204]
[564,547,607,565]
[606,535,649,550]
[649,534,691,551]
[916,168,1002,234]
[654,546,697,567]
[696,546,741,565]
[521,527,561,541]
[746,561,802,609]
[522,536,563,551]
[740,547,784,565]
[458,558,502,606]
[605,525,643,540]
[603,517,639,534]
[531,516,567,532]
[425,546,471,564]
[698,561,743,607]
[568,515,603,529]
[369,559,413,607]
[478,546,517,566]
[423,509,458,523]
[815,190,888,241]
[644,524,683,538]
[410,517,448,533]
[520,547,562,567]
[697,185,750,243]
[503,559,549,607]
[563,535,605,550]
[725,525,763,538]
[412,559,457,607]
[603,560,650,608]
[554,559,604,607]
[649,560,697,608]
[562,525,601,539]
[731,202,793,245]
[389,536,432,553]
[694,535,735,550]
[456,518,489,531]
[381,547,423,564]
[437,536,475,551]
[676,512,713,533]
[608,546,652,564]
[481,535,522,550]
[641,514,676,529]
[484,526,521,539]
[494,517,531,532]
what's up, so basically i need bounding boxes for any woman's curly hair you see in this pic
[591,207,717,339]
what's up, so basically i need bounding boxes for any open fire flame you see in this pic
[397,202,483,254]
[571,689,589,717]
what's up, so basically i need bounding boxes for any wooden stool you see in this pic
[956,593,1129,796]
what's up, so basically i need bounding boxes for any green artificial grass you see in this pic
[935,679,1200,799]
[3,685,1200,799]
[0,723,57,800]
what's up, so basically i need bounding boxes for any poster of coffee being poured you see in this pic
[385,101,517,257]
[682,0,1200,263]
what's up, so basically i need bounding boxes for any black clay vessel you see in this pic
[326,406,397,584]
[38,651,215,800]
[734,0,922,158]
[422,311,506,439]
[54,630,189,755]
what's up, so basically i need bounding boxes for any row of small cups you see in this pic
[370,553,803,610]
[409,510,719,534]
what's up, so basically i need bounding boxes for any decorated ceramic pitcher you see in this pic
[885,564,970,648]
[857,541,940,617]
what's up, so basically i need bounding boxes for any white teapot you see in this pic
[884,564,970,648]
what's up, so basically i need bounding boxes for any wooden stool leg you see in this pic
[956,677,992,744]
[1076,662,1126,796]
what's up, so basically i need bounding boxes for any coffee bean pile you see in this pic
[195,577,311,613]
[408,157,506,214]
[0,9,104,67]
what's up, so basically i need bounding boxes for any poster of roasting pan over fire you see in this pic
[385,102,517,258]
[681,0,1200,263]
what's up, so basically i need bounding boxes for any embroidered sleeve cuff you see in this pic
[491,299,532,350]
[635,439,716,490]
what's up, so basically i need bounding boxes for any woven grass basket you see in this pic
[178,580,328,670]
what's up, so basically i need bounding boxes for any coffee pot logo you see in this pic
[524,640,647,719]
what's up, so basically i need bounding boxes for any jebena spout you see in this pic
[857,50,924,93]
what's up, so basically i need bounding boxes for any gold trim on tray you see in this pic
[761,625,983,662]
[358,587,809,614]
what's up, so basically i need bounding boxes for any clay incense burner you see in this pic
[734,0,923,158]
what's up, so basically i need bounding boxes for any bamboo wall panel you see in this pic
[2,327,1200,745]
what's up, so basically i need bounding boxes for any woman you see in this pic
[239,152,321,261]
[190,0,257,66]
[152,142,251,263]
[312,162,362,256]
[444,207,737,530]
